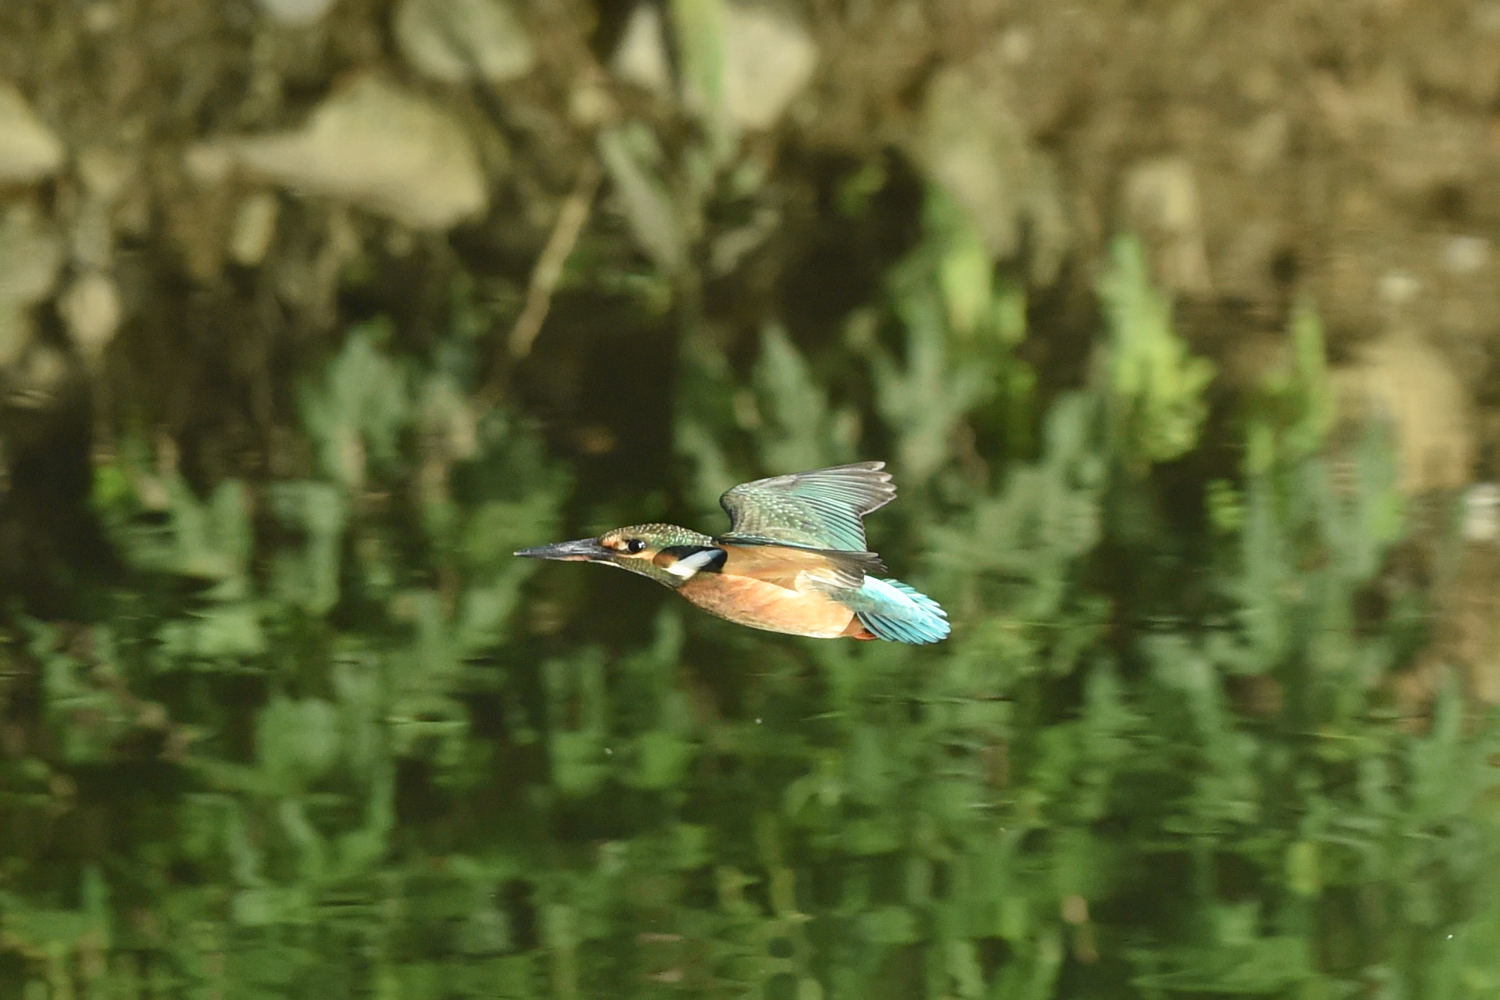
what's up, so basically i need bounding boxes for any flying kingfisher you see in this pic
[515,462,950,643]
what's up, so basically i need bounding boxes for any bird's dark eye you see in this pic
[624,538,646,554]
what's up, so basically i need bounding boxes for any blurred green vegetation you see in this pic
[2,180,1499,1000]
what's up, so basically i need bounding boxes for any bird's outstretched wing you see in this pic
[717,462,896,553]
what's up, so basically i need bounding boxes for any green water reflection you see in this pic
[3,256,1499,999]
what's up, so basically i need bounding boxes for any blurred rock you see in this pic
[69,189,118,272]
[231,192,281,266]
[1443,235,1488,276]
[81,2,121,33]
[612,2,815,131]
[613,3,671,94]
[1396,482,1500,717]
[1377,268,1420,308]
[1,339,72,410]
[77,146,134,203]
[0,205,63,377]
[721,4,817,130]
[0,205,64,306]
[1451,484,1500,705]
[183,141,235,186]
[58,271,122,365]
[0,306,32,372]
[0,83,64,184]
[253,0,336,26]
[395,0,535,84]
[218,76,488,230]
[910,47,1071,284]
[1462,483,1500,543]
[1331,329,1476,494]
[1122,157,1213,296]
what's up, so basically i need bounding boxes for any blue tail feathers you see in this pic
[853,577,950,645]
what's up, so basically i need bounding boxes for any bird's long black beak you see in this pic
[514,537,610,561]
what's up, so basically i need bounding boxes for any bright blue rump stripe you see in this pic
[855,578,950,645]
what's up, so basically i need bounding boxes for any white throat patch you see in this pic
[665,548,724,579]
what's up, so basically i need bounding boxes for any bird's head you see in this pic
[515,523,722,587]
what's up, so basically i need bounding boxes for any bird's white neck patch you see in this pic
[665,548,725,579]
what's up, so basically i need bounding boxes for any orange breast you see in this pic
[677,572,866,638]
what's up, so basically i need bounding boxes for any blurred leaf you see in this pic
[257,695,341,789]
[598,123,686,274]
[669,0,734,160]
[1099,235,1215,466]
[158,602,266,660]
[751,324,859,472]
[267,481,347,616]
[860,905,920,945]
[628,729,694,791]
[1245,301,1335,474]
[872,286,993,482]
[301,319,411,489]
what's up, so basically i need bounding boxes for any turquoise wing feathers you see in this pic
[718,462,897,552]
[718,461,949,643]
[847,578,950,645]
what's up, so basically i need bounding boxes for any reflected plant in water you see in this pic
[1,209,1497,1000]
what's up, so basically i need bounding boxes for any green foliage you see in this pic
[598,122,691,276]
[1099,236,1216,467]
[2,205,1497,1000]
[300,318,411,490]
[1245,301,1337,474]
[670,0,735,162]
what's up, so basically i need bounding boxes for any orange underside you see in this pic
[678,567,872,639]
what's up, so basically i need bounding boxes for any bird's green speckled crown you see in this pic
[599,524,714,549]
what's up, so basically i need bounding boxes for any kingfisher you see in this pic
[515,462,949,643]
